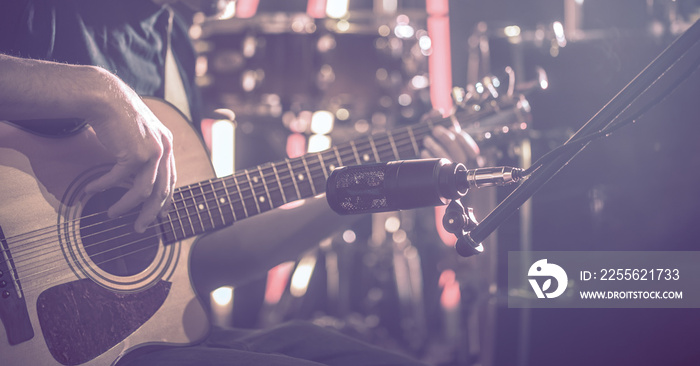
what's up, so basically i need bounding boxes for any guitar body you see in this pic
[0,98,212,366]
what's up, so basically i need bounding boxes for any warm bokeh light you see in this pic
[290,253,318,297]
[308,134,331,152]
[311,110,334,134]
[325,0,349,19]
[211,286,233,306]
[211,119,235,177]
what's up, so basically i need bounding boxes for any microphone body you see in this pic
[326,159,522,215]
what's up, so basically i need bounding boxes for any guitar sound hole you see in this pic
[80,188,159,276]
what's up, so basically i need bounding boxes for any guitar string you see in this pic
[1,134,424,276]
[3,133,418,265]
[9,135,426,291]
[3,122,478,282]
[5,111,520,291]
[2,127,443,282]
[3,121,428,242]
[8,107,525,285]
[3,103,499,250]
[1,128,426,252]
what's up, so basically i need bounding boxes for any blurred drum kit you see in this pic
[190,0,699,365]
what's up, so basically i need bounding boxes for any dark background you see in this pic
[447,1,700,365]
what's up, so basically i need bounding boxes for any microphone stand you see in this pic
[456,18,700,257]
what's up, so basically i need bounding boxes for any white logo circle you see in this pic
[528,259,568,299]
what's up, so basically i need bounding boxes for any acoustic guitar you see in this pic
[0,96,528,365]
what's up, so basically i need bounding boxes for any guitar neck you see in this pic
[159,111,485,244]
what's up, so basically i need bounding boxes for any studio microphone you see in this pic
[326,158,523,215]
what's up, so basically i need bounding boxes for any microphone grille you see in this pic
[326,164,390,214]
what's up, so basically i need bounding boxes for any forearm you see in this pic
[190,195,363,291]
[0,54,121,122]
[0,53,177,231]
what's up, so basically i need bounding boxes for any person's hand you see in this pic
[0,55,176,233]
[421,117,483,167]
[83,71,176,233]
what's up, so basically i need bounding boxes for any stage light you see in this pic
[418,35,432,51]
[212,286,234,306]
[553,21,567,47]
[378,25,391,37]
[290,253,318,297]
[411,75,429,89]
[504,25,521,38]
[385,216,401,233]
[354,119,370,133]
[395,24,415,39]
[195,55,208,77]
[264,262,295,304]
[392,229,407,243]
[342,229,356,243]
[218,1,236,20]
[210,286,234,326]
[308,134,331,152]
[211,118,235,177]
[311,110,334,134]
[336,19,350,32]
[335,108,350,120]
[241,70,257,91]
[398,93,412,106]
[326,0,349,19]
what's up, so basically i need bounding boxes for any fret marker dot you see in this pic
[219,198,226,204]
[198,204,205,210]
[259,196,266,203]
[253,176,259,183]
[329,164,335,171]
[298,173,305,181]
[363,154,370,161]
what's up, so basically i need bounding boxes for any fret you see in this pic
[336,144,357,167]
[243,170,263,215]
[231,174,250,218]
[392,128,419,159]
[256,166,276,211]
[223,177,246,220]
[354,139,374,164]
[368,135,381,162]
[190,187,208,232]
[269,162,288,206]
[372,132,395,162]
[387,131,400,160]
[304,154,327,195]
[212,179,236,223]
[321,149,341,172]
[316,153,329,180]
[349,140,362,164]
[201,181,225,228]
[333,146,343,167]
[289,157,315,199]
[161,211,178,243]
[196,182,216,230]
[407,125,420,156]
[285,158,302,200]
[300,156,318,196]
[171,190,189,239]
[179,188,204,234]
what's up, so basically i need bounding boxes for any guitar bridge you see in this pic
[0,225,34,345]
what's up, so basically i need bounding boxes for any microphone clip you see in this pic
[442,199,484,257]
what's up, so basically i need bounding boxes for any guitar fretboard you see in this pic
[159,116,456,244]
